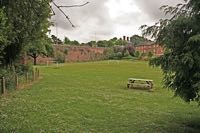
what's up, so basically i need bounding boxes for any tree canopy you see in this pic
[130,35,151,45]
[51,35,62,44]
[0,0,52,67]
[141,0,200,103]
[27,35,53,65]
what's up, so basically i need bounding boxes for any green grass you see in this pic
[0,61,200,133]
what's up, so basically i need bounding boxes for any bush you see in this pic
[54,51,65,63]
[147,51,153,58]
[123,50,130,57]
[0,68,16,92]
[64,49,68,55]
[103,48,115,59]
[15,63,33,75]
[135,51,140,57]
[0,64,34,93]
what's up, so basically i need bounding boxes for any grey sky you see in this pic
[50,0,184,43]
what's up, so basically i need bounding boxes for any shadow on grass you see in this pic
[123,86,153,93]
[164,119,200,133]
[183,120,200,132]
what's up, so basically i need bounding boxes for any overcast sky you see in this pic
[50,0,184,43]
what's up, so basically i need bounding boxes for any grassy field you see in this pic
[0,61,200,132]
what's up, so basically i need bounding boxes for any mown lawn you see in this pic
[0,61,200,133]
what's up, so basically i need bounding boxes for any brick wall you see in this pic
[34,45,106,64]
[135,43,164,56]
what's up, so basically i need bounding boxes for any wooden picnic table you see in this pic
[127,78,154,91]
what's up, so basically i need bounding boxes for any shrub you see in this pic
[64,49,68,55]
[54,51,65,63]
[147,51,153,58]
[135,51,140,57]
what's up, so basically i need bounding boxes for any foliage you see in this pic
[64,49,68,55]
[92,37,126,47]
[64,36,71,44]
[71,40,80,45]
[54,51,65,63]
[64,36,81,46]
[51,35,62,44]
[103,48,115,59]
[147,51,153,58]
[0,68,15,91]
[141,0,200,103]
[0,0,52,67]
[0,8,9,60]
[125,44,135,56]
[27,35,53,65]
[97,40,107,47]
[86,41,96,47]
[0,63,33,92]
[135,51,140,57]
[130,35,151,45]
[14,63,33,75]
[0,61,200,132]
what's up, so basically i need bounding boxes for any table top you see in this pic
[128,78,153,82]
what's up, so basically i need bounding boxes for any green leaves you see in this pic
[0,9,8,54]
[0,0,52,66]
[142,0,200,103]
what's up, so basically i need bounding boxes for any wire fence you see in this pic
[0,68,40,95]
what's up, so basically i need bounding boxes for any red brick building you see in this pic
[135,43,164,56]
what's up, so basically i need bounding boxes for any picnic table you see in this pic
[127,78,154,91]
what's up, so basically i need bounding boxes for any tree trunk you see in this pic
[33,56,37,65]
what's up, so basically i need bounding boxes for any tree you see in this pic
[141,0,200,103]
[27,36,53,65]
[64,36,71,44]
[147,51,153,58]
[0,0,51,67]
[51,35,62,44]
[86,41,96,47]
[130,35,151,45]
[125,44,135,56]
[0,9,9,63]
[71,40,80,45]
[97,40,107,47]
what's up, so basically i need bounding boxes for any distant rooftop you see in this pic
[136,41,155,46]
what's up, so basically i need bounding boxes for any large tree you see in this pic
[0,9,9,61]
[27,35,53,65]
[0,0,51,67]
[141,0,200,103]
[130,35,152,45]
[51,35,62,44]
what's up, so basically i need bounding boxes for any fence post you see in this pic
[35,68,38,80]
[37,69,40,79]
[15,75,19,89]
[26,72,29,84]
[33,70,35,81]
[1,77,6,94]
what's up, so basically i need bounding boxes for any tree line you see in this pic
[52,34,151,47]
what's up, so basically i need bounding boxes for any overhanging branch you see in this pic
[58,2,89,8]
[51,1,89,28]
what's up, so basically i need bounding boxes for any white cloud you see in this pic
[106,0,141,19]
[50,0,184,43]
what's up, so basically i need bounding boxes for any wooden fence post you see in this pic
[33,70,35,81]
[15,75,19,89]
[35,68,38,80]
[37,69,40,79]
[1,77,6,94]
[26,72,28,84]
